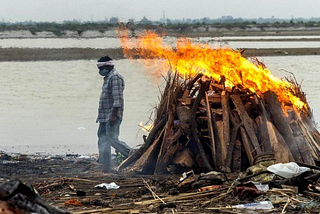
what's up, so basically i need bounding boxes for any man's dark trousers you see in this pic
[97,119,131,166]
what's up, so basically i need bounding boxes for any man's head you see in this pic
[97,55,114,76]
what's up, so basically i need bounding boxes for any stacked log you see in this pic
[119,72,320,175]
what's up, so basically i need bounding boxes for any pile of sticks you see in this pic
[119,71,320,174]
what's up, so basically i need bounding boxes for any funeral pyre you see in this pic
[118,30,320,175]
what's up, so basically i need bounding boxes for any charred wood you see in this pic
[231,140,242,172]
[239,126,255,165]
[266,120,294,163]
[221,91,230,167]
[231,95,262,155]
[204,92,217,170]
[263,91,303,162]
[190,79,213,171]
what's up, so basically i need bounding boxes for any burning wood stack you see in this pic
[119,71,320,174]
[118,30,320,174]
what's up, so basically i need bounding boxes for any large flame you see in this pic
[119,30,306,111]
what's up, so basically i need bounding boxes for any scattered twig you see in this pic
[281,198,291,214]
[141,177,166,204]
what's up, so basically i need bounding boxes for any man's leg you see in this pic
[108,119,131,157]
[97,122,111,166]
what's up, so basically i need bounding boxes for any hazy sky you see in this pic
[2,0,320,22]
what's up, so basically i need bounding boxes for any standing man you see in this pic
[96,55,131,173]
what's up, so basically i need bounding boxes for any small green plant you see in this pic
[115,152,125,165]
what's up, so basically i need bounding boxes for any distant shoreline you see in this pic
[1,47,320,61]
[2,29,320,61]
[2,27,320,39]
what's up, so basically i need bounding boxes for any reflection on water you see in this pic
[0,57,319,155]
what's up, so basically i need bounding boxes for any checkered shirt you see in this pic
[96,69,125,123]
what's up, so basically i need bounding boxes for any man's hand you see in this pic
[110,114,117,126]
[110,107,119,126]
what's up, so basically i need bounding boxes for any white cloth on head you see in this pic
[97,60,115,68]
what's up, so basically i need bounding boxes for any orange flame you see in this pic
[119,30,306,111]
[139,121,154,132]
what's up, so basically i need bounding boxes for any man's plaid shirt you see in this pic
[96,69,125,123]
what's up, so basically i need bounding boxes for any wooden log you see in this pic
[173,148,195,168]
[154,128,183,174]
[130,129,165,174]
[231,95,262,155]
[297,111,320,158]
[190,79,213,171]
[290,120,315,165]
[154,106,176,174]
[255,116,272,153]
[177,106,191,124]
[188,73,203,91]
[221,91,230,166]
[117,116,166,172]
[263,91,303,162]
[117,146,144,172]
[300,113,320,146]
[239,127,255,165]
[204,92,217,170]
[223,121,242,171]
[144,116,167,151]
[222,109,242,172]
[215,120,224,169]
[254,95,272,152]
[211,111,222,169]
[266,120,294,163]
[208,94,221,103]
[207,95,221,104]
[231,140,242,172]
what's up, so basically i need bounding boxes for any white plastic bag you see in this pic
[232,201,274,210]
[94,182,120,189]
[267,162,310,178]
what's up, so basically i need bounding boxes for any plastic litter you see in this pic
[198,185,222,192]
[298,201,320,210]
[252,182,269,192]
[94,182,120,189]
[64,198,82,206]
[231,201,274,210]
[179,170,195,182]
[267,162,310,178]
[77,155,92,159]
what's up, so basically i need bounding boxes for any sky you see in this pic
[1,0,320,22]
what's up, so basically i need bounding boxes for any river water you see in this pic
[0,38,319,155]
[3,36,320,49]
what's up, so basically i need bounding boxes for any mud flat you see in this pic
[1,47,320,61]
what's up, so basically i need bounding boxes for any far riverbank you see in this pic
[1,47,320,61]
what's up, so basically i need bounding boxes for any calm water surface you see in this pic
[0,60,162,155]
[0,58,319,155]
[2,37,320,49]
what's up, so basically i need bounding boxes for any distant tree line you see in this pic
[1,16,320,36]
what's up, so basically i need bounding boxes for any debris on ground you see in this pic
[1,152,320,213]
